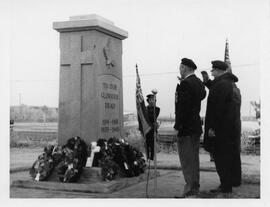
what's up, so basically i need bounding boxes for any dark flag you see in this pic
[224,38,232,73]
[135,64,151,137]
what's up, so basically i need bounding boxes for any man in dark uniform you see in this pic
[174,58,206,197]
[145,94,160,161]
[204,60,242,193]
[201,71,215,162]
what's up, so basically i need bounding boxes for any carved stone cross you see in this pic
[61,35,94,67]
[59,35,94,136]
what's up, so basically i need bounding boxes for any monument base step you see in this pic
[47,167,103,183]
[11,169,160,194]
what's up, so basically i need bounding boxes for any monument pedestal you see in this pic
[11,168,160,194]
[46,167,103,183]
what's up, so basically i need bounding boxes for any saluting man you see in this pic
[174,58,206,198]
[145,94,160,161]
[204,60,242,194]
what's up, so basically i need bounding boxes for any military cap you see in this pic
[211,60,228,71]
[146,94,154,102]
[181,58,197,70]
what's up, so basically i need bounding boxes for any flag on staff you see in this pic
[224,38,232,73]
[135,64,151,137]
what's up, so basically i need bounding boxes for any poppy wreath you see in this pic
[29,145,59,181]
[30,136,146,182]
[99,156,119,181]
[94,137,146,181]
[125,144,146,176]
[30,136,88,182]
[57,136,88,182]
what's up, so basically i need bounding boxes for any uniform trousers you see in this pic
[145,129,154,160]
[213,149,242,191]
[231,152,242,186]
[213,152,233,191]
[177,134,200,195]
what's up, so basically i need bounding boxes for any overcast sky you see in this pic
[7,0,269,116]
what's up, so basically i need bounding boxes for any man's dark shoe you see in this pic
[210,185,232,194]
[184,194,198,198]
[232,183,241,187]
[216,192,233,198]
[174,195,185,198]
[210,186,222,193]
[174,190,198,198]
[220,188,232,193]
[185,191,199,198]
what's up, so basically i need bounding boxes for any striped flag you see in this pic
[224,38,232,73]
[136,65,151,137]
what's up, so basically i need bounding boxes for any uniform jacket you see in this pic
[204,79,213,89]
[174,74,206,136]
[146,105,160,130]
[203,72,241,153]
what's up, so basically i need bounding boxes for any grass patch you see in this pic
[124,127,145,151]
[10,131,57,148]
[242,174,260,185]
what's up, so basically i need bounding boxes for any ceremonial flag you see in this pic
[135,65,151,137]
[224,38,232,73]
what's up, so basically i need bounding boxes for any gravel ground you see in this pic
[10,170,259,198]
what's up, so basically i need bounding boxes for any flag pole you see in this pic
[136,64,146,145]
[136,63,149,165]
[136,64,155,197]
[137,64,150,198]
[152,89,158,196]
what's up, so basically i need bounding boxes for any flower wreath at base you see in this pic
[30,136,88,182]
[30,136,146,182]
[93,137,146,181]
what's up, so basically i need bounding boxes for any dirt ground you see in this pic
[9,147,260,198]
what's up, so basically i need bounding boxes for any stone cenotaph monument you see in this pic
[53,14,128,145]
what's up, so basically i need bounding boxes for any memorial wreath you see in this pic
[30,136,146,182]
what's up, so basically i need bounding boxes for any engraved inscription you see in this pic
[98,75,120,137]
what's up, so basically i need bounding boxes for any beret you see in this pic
[181,58,197,70]
[211,60,228,71]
